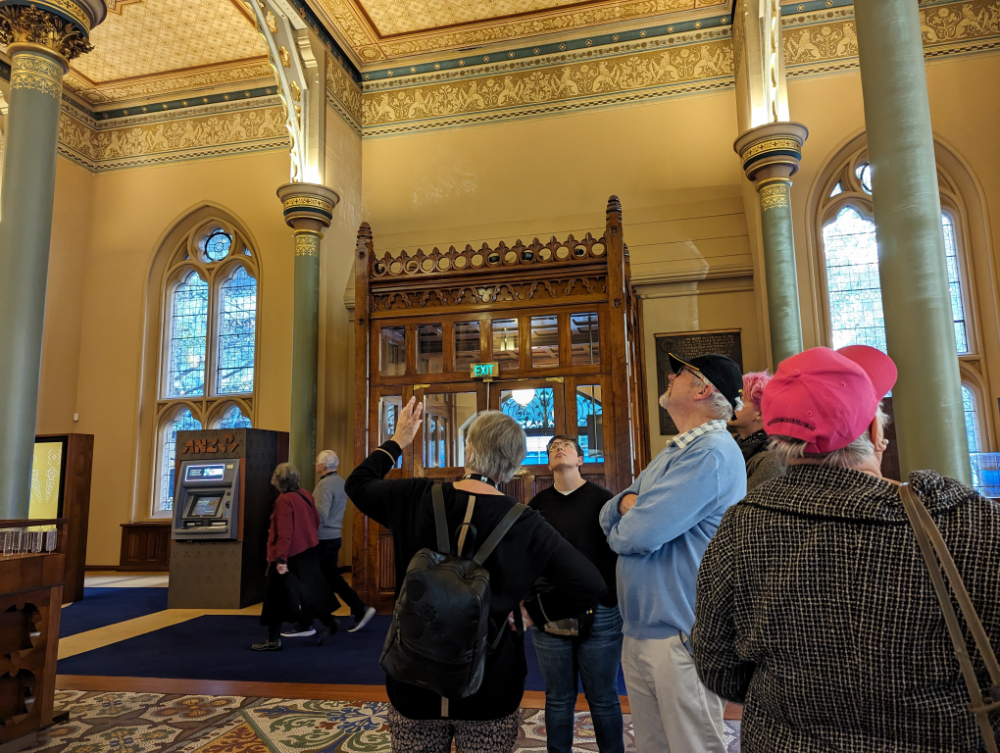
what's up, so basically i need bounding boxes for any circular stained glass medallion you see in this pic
[205,231,232,262]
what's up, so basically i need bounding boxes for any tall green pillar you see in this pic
[734,122,809,370]
[0,0,105,518]
[855,0,970,483]
[277,183,340,490]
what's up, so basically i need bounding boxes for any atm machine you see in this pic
[168,428,287,609]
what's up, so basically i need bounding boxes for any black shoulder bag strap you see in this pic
[473,503,527,651]
[899,482,1000,753]
[431,483,450,554]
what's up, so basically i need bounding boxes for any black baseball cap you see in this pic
[668,352,744,409]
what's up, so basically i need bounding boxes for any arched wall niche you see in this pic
[133,203,264,521]
[803,131,999,452]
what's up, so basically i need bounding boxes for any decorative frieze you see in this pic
[783,0,1000,78]
[58,99,289,171]
[362,37,734,134]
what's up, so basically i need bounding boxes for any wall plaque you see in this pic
[654,329,743,435]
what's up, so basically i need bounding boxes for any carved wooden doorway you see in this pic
[352,197,648,612]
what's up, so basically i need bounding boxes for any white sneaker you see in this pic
[280,627,317,638]
[348,606,376,633]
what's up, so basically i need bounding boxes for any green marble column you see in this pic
[277,183,340,490]
[0,0,104,518]
[855,0,970,483]
[734,122,809,370]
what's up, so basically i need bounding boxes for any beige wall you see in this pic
[37,157,93,435]
[320,106,363,563]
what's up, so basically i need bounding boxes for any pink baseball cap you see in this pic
[836,344,897,400]
[761,346,896,453]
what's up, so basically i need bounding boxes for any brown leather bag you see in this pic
[899,483,1000,752]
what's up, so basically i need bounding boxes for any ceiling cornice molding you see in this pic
[305,0,730,65]
[362,10,734,84]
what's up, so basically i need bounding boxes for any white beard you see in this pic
[658,385,672,411]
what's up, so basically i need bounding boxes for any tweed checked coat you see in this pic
[692,465,1000,752]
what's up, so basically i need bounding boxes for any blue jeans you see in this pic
[531,604,625,753]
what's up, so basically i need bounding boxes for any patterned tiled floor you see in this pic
[34,690,742,753]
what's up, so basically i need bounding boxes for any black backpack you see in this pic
[379,484,526,699]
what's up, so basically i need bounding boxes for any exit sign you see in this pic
[470,362,500,379]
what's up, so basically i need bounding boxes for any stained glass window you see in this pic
[942,214,969,353]
[962,385,980,453]
[205,231,232,262]
[160,408,201,513]
[829,182,843,197]
[217,266,257,394]
[823,207,885,351]
[577,385,604,462]
[167,272,209,397]
[500,387,555,464]
[215,404,251,429]
[823,208,969,355]
[856,162,873,194]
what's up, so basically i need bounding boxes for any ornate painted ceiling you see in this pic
[64,0,270,105]
[44,0,731,107]
[309,0,729,63]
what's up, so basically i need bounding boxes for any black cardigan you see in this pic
[346,441,606,720]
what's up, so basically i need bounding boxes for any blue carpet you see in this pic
[59,587,169,638]
[58,614,626,694]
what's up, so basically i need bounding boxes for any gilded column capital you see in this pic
[734,122,809,187]
[277,182,340,232]
[0,0,105,60]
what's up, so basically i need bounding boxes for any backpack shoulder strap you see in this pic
[431,484,450,554]
[473,504,527,566]
[899,482,1000,751]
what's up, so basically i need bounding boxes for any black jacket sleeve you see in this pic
[344,441,416,529]
[529,536,607,623]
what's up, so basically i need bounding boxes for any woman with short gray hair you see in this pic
[346,400,606,753]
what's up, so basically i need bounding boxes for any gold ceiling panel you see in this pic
[72,0,267,84]
[311,0,727,63]
[361,0,587,37]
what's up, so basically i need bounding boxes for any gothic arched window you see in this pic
[815,144,981,452]
[159,407,202,514]
[962,384,981,453]
[151,221,260,515]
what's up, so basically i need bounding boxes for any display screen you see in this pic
[190,495,223,517]
[185,464,225,482]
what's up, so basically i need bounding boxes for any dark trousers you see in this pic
[319,538,367,616]
[531,604,625,753]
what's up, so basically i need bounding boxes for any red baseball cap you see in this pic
[761,346,895,454]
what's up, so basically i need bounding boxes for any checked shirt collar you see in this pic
[668,419,729,450]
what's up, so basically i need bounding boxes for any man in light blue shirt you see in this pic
[601,352,746,753]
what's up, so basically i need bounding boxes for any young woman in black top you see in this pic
[345,401,606,753]
[524,435,623,753]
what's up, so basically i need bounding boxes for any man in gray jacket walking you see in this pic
[282,450,375,637]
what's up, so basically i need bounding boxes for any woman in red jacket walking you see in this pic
[252,463,339,651]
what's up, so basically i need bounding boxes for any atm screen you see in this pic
[190,495,223,517]
[186,464,225,482]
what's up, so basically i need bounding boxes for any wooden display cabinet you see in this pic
[0,518,67,750]
[352,196,648,612]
